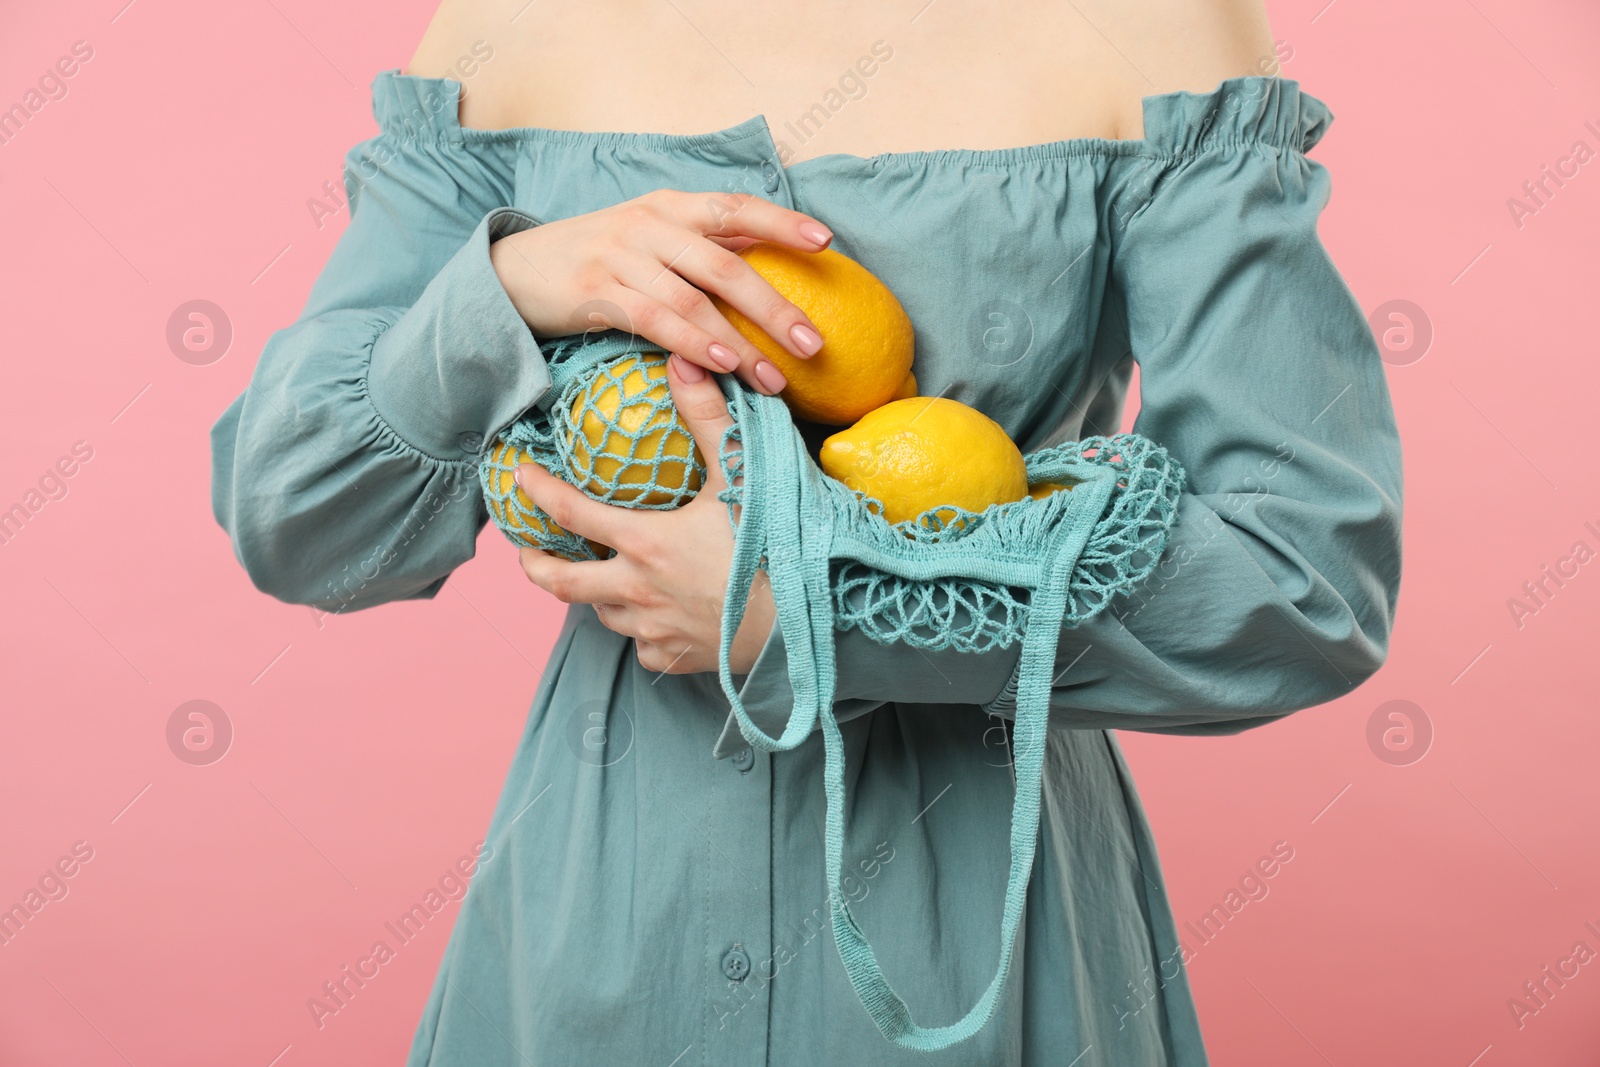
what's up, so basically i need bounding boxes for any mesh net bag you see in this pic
[482,328,1186,1051]
[479,335,708,560]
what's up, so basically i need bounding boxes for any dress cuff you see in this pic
[366,206,552,461]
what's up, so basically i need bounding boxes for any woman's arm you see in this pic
[723,77,1402,739]
[210,81,548,610]
[215,41,838,614]
[1042,81,1403,733]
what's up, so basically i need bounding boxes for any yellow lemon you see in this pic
[485,438,609,560]
[709,243,915,425]
[820,397,1028,527]
[1028,480,1077,501]
[565,351,703,506]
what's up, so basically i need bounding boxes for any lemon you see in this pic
[566,352,703,506]
[709,243,915,425]
[1028,480,1077,500]
[820,397,1028,527]
[485,438,610,560]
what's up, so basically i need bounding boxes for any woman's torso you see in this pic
[390,3,1294,1063]
[396,0,1284,462]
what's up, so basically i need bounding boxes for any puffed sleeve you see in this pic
[719,78,1402,750]
[210,72,552,610]
[1036,78,1403,734]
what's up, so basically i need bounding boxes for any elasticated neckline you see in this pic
[369,70,1332,165]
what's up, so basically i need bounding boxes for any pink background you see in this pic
[2,1,1598,1063]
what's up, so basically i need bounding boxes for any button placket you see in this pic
[699,666,772,1059]
[695,149,777,1062]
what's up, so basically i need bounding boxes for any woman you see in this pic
[210,0,1403,1062]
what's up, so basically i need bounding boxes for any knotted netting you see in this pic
[822,437,1183,654]
[481,327,1186,1051]
[479,336,708,560]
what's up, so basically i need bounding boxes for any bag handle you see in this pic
[817,592,1065,1049]
[713,378,1125,1050]
[714,384,835,751]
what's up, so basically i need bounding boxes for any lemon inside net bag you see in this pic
[481,328,1185,1051]
[480,340,707,560]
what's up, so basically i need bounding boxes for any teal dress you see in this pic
[211,71,1402,1066]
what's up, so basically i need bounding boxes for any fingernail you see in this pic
[789,323,823,356]
[800,222,832,246]
[707,342,741,371]
[753,360,787,394]
[672,352,706,382]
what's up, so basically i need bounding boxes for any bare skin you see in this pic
[403,1,1277,675]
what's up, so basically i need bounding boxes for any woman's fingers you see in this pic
[489,189,830,397]
[598,273,773,395]
[591,605,681,658]
[514,463,637,552]
[640,190,829,384]
[671,189,832,255]
[630,230,825,385]
[704,234,762,252]
[652,195,830,355]
[517,544,634,606]
[596,281,740,374]
[665,354,735,497]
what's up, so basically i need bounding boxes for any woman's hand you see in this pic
[515,353,776,675]
[490,189,831,396]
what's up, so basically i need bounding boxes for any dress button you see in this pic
[761,161,781,193]
[730,746,755,773]
[721,944,751,982]
[457,430,484,453]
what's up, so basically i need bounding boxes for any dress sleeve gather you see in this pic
[210,73,551,611]
[727,77,1403,742]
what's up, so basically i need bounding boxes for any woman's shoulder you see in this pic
[1100,0,1280,137]
[404,0,637,132]
[403,0,487,81]
[403,0,542,130]
[1139,0,1279,79]
[402,0,1283,141]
